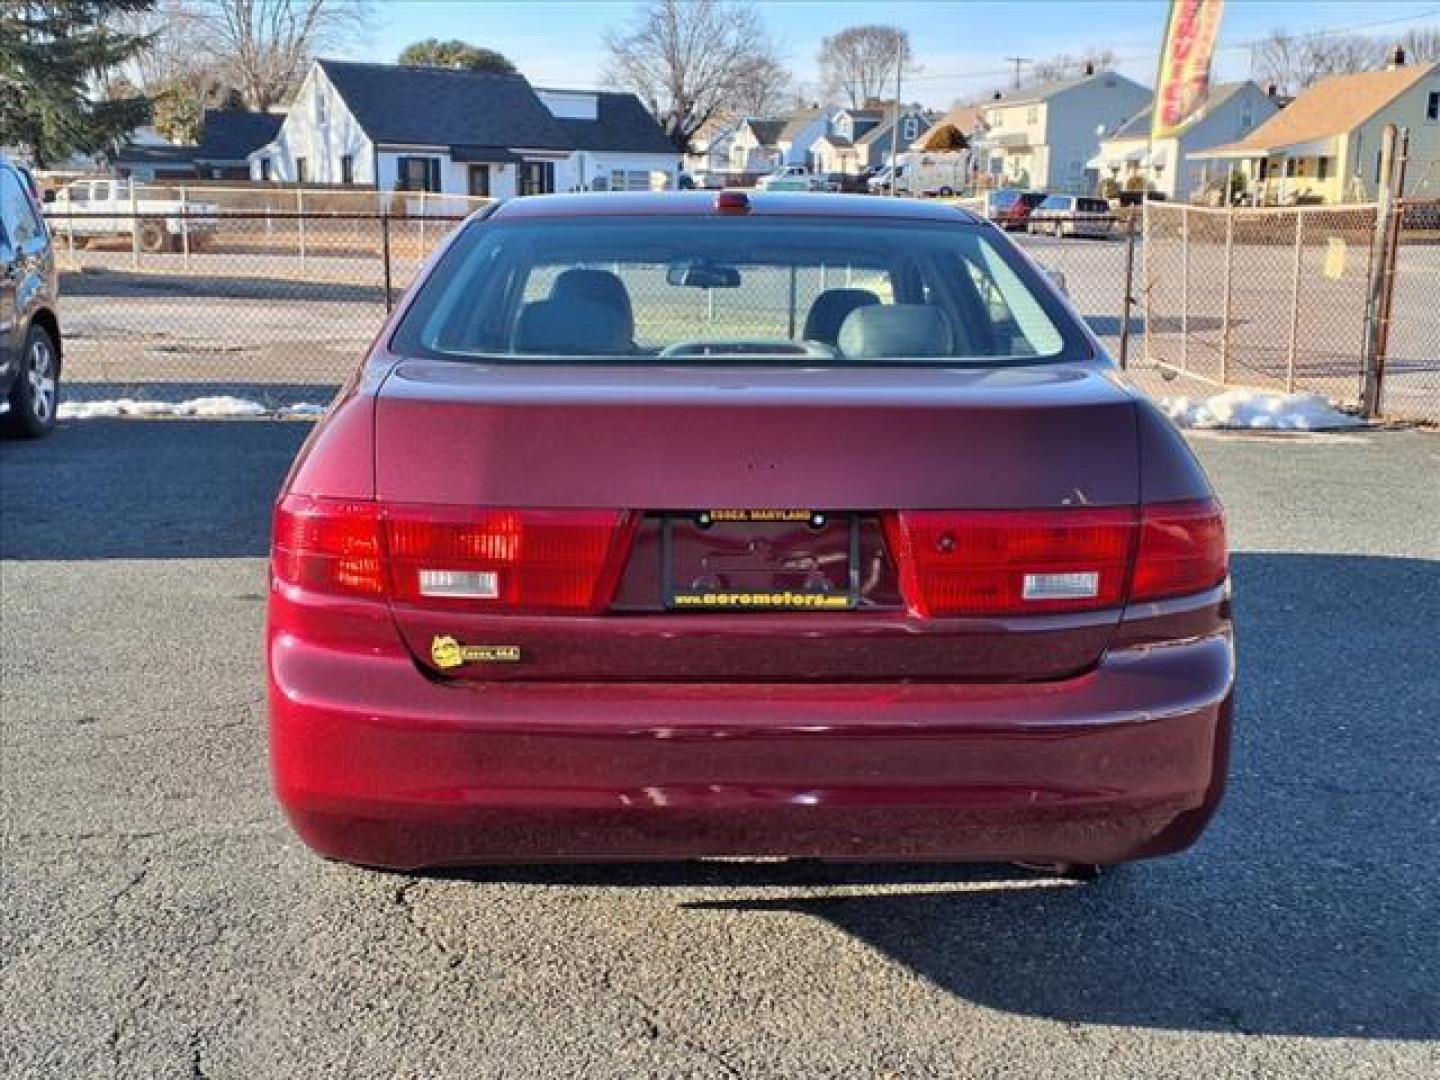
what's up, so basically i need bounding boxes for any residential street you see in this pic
[2,419,1437,1079]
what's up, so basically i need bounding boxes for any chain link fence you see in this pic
[45,185,488,408]
[1139,200,1440,423]
[37,186,1439,423]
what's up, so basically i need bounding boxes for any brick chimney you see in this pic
[1388,44,1407,68]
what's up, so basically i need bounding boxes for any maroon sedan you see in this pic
[268,192,1231,873]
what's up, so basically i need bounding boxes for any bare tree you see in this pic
[818,25,911,108]
[1398,26,1440,63]
[1029,46,1115,84]
[1252,29,1374,96]
[196,0,368,111]
[604,0,785,149]
[110,0,238,140]
[729,52,791,118]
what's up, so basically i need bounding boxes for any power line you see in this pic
[900,6,1440,85]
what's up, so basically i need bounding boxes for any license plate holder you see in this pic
[661,510,860,611]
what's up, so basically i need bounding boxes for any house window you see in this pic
[340,155,354,184]
[1428,91,1439,122]
[316,93,327,126]
[1317,157,1330,181]
[259,157,271,181]
[467,164,491,197]
[520,160,555,196]
[1284,158,1297,178]
[295,157,308,184]
[903,117,919,141]
[397,156,441,192]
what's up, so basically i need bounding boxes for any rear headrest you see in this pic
[514,298,630,355]
[803,288,880,345]
[550,268,635,342]
[837,304,954,360]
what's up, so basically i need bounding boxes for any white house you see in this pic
[684,115,740,178]
[1091,81,1282,201]
[249,60,681,197]
[775,106,840,168]
[726,118,785,175]
[979,66,1151,193]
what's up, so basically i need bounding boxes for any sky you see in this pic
[349,0,1440,105]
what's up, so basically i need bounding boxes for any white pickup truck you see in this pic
[49,179,219,253]
[755,165,820,192]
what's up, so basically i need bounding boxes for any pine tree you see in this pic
[0,1,155,166]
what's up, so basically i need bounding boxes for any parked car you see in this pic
[268,190,1233,874]
[867,164,909,194]
[1028,195,1116,238]
[984,188,1048,230]
[0,158,61,438]
[49,178,218,253]
[755,165,817,192]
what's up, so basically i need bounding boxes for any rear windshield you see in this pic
[391,216,1090,367]
[1039,196,1071,210]
[989,191,1019,208]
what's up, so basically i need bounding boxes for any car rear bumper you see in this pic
[269,631,1233,869]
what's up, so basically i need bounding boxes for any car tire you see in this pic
[2,323,60,439]
[138,219,167,253]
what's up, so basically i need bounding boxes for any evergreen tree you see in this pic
[0,1,155,166]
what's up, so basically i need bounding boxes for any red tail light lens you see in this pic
[273,496,635,613]
[883,500,1227,617]
[883,508,1137,616]
[1131,499,1227,602]
[273,496,386,597]
[386,507,635,613]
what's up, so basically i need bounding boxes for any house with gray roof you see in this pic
[1091,81,1282,201]
[248,60,680,197]
[978,65,1150,193]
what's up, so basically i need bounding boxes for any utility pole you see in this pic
[890,48,903,197]
[1005,56,1031,90]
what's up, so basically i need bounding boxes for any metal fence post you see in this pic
[179,184,190,269]
[1220,208,1234,384]
[1118,214,1136,370]
[380,211,393,312]
[296,187,307,278]
[1286,210,1304,393]
[130,183,140,270]
[1142,200,1152,367]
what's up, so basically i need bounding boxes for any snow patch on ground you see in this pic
[1158,389,1364,431]
[59,397,327,420]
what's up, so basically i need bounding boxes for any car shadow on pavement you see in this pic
[451,553,1440,1041]
[0,419,310,560]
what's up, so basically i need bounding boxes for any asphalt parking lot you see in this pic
[2,419,1438,1078]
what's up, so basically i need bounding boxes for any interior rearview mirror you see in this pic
[666,260,742,289]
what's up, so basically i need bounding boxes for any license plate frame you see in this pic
[660,510,861,612]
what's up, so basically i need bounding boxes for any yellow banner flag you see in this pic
[1152,0,1226,141]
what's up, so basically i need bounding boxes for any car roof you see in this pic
[490,191,985,224]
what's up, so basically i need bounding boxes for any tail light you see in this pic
[1130,499,1228,602]
[883,508,1136,616]
[883,499,1225,617]
[273,495,635,614]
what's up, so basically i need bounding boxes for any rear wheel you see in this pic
[3,323,60,438]
[138,219,167,253]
